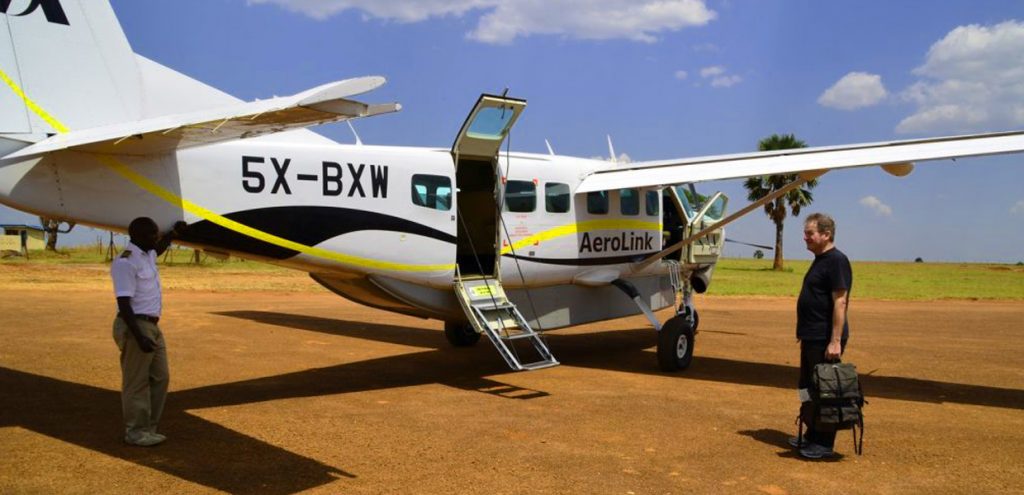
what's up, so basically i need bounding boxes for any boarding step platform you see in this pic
[454,274,559,371]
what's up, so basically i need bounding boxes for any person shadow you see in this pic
[737,428,845,462]
[0,366,354,494]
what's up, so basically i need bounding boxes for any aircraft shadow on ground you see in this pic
[218,310,1024,411]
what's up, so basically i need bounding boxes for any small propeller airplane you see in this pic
[2,1,1023,372]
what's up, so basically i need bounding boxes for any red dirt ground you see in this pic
[1,271,1022,494]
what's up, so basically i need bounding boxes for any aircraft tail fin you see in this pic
[0,0,142,139]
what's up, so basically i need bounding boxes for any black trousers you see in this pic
[798,339,847,448]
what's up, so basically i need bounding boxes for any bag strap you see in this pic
[832,365,846,423]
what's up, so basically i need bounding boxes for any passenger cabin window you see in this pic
[646,191,660,216]
[587,191,609,214]
[545,182,570,213]
[504,180,536,212]
[620,189,639,215]
[411,174,452,211]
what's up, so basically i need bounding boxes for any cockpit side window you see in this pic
[645,190,660,216]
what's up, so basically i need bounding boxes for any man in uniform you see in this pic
[111,217,186,446]
[789,212,852,459]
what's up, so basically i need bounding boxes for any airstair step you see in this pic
[455,272,559,372]
[472,301,516,311]
[519,360,560,371]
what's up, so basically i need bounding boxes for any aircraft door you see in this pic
[451,94,527,277]
[685,191,728,264]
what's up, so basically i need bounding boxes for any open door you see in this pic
[451,94,527,277]
[685,191,728,264]
[662,186,728,264]
[662,186,692,262]
[449,94,556,371]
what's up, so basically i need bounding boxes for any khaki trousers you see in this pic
[112,317,169,439]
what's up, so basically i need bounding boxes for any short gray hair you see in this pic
[805,212,836,241]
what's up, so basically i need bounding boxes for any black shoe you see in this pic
[799,443,835,459]
[787,436,808,448]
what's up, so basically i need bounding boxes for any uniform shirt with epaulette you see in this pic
[110,242,162,317]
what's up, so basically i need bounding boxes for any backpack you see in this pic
[798,361,866,454]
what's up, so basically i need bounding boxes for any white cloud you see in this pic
[896,20,1024,134]
[859,196,893,217]
[710,74,741,88]
[818,72,888,110]
[589,153,633,163]
[698,65,741,88]
[700,65,725,78]
[1011,200,1024,215]
[471,0,715,44]
[249,0,716,44]
[674,70,688,80]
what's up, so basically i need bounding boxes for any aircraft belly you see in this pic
[309,272,446,319]
[507,274,674,331]
[366,274,462,319]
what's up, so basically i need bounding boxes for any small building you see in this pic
[1,224,46,253]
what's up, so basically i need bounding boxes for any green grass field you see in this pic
[3,247,1022,300]
[710,258,1024,300]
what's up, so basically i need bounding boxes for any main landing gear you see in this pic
[444,321,480,346]
[657,306,698,372]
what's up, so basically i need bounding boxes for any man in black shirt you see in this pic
[790,213,852,459]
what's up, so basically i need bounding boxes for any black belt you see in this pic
[119,313,159,324]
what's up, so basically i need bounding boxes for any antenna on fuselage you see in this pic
[607,135,617,163]
[347,121,363,146]
[545,139,555,156]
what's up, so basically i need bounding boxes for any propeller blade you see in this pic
[725,238,774,250]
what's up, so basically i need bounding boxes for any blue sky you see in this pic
[4,0,1023,262]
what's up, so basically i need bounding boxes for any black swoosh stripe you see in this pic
[182,206,456,260]
[502,252,657,266]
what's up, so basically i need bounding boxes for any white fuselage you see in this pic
[0,133,690,327]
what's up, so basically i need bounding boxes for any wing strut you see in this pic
[637,170,827,270]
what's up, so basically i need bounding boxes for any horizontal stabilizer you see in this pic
[4,76,399,158]
[576,131,1024,192]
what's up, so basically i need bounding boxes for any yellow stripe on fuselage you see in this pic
[500,219,661,254]
[0,67,453,272]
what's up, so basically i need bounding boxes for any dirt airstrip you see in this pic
[1,265,1023,494]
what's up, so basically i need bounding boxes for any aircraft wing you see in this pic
[4,76,399,158]
[575,131,1024,193]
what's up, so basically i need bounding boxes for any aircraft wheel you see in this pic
[678,305,699,333]
[657,315,695,372]
[444,322,481,347]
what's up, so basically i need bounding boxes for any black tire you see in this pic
[444,321,480,347]
[657,315,695,372]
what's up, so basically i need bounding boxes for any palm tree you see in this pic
[743,134,817,271]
